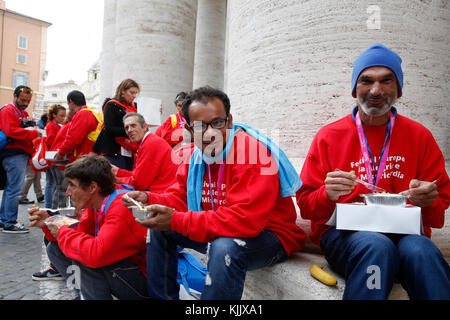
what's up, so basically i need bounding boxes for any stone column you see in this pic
[193,0,227,90]
[225,0,450,170]
[112,0,197,121]
[99,0,117,105]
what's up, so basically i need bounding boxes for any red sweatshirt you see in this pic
[296,111,450,246]
[145,131,306,256]
[45,120,61,149]
[58,106,99,162]
[44,190,147,276]
[0,103,38,154]
[116,132,179,193]
[154,113,185,148]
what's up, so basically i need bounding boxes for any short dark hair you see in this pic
[182,86,231,125]
[14,85,33,97]
[174,91,187,105]
[123,112,146,127]
[67,90,86,106]
[64,154,116,196]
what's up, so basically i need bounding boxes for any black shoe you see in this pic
[37,196,45,203]
[32,267,64,281]
[2,222,29,233]
[19,198,35,205]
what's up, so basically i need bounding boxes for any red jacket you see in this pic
[154,113,185,148]
[45,120,61,149]
[0,103,38,154]
[116,132,178,193]
[296,111,450,246]
[58,106,99,162]
[43,188,147,276]
[145,131,306,256]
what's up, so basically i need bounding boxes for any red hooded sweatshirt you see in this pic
[58,106,99,162]
[116,132,179,193]
[0,103,38,154]
[145,131,306,256]
[296,110,450,246]
[43,188,147,276]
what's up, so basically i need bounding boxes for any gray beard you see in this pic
[357,96,395,117]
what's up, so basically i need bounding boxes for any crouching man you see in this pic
[29,154,148,300]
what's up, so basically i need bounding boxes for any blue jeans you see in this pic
[44,170,54,208]
[321,228,450,300]
[46,241,149,300]
[146,230,287,300]
[0,153,29,227]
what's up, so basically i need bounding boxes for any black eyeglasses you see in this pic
[19,88,33,94]
[187,118,228,132]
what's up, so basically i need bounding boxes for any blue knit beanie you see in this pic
[351,43,403,98]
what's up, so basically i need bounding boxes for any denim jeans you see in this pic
[146,230,287,300]
[0,153,30,227]
[44,170,54,208]
[321,228,450,300]
[49,166,67,209]
[46,241,149,300]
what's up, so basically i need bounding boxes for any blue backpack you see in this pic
[104,186,207,299]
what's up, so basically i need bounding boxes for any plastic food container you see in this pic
[130,206,157,220]
[360,193,409,207]
[44,215,79,228]
[57,207,76,217]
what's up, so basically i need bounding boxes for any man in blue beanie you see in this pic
[296,43,450,299]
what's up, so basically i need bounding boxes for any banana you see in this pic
[309,264,337,286]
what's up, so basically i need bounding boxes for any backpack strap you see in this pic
[95,187,134,237]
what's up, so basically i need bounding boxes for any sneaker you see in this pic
[19,198,35,205]
[32,267,64,281]
[37,196,45,203]
[2,222,29,233]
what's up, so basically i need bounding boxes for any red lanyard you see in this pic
[206,163,225,211]
[355,111,395,189]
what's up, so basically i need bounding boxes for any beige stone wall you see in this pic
[225,0,450,171]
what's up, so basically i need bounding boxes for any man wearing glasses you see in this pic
[0,86,42,233]
[123,86,306,300]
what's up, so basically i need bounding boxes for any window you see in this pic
[13,73,29,88]
[52,92,57,98]
[17,53,27,64]
[18,35,27,49]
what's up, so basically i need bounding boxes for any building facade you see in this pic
[100,0,450,169]
[0,0,51,118]
[42,60,101,113]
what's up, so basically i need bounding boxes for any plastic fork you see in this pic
[124,193,146,210]
[335,169,387,193]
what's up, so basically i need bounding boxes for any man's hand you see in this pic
[325,170,357,201]
[401,179,438,207]
[54,151,64,162]
[47,221,65,239]
[122,191,149,208]
[28,205,50,228]
[135,204,175,231]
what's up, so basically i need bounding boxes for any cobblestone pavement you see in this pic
[0,188,77,300]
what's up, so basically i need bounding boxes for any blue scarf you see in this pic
[186,123,302,211]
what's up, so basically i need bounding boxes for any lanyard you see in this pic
[355,111,395,190]
[177,113,186,128]
[95,195,110,237]
[206,163,225,211]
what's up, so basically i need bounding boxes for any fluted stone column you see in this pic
[100,0,117,104]
[225,0,450,170]
[112,0,197,121]
[193,0,227,90]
